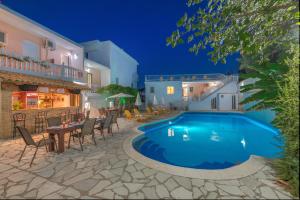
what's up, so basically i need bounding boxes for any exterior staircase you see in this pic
[187,75,239,111]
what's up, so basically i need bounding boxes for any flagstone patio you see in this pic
[0,118,294,199]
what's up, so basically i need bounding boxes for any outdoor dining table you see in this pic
[46,118,106,153]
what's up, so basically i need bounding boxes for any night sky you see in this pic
[3,0,239,88]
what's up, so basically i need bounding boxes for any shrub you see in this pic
[273,45,299,196]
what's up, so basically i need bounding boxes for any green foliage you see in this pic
[272,45,299,196]
[96,84,138,105]
[167,0,299,64]
[239,44,290,110]
[167,0,299,196]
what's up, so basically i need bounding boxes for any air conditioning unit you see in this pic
[44,39,56,51]
[0,31,6,47]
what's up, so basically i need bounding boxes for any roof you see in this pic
[81,40,139,65]
[0,71,89,90]
[0,4,82,48]
[84,58,110,71]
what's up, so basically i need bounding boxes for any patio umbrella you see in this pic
[135,92,142,106]
[161,96,166,106]
[107,93,134,99]
[153,95,158,106]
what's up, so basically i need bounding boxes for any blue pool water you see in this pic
[133,112,283,169]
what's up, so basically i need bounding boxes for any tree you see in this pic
[167,0,298,64]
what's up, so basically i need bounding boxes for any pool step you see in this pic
[133,136,149,150]
[139,140,167,163]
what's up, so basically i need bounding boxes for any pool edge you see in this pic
[123,112,269,180]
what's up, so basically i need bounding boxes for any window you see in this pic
[12,91,80,110]
[189,87,193,93]
[85,52,89,59]
[22,40,40,60]
[0,31,6,44]
[150,87,155,93]
[87,73,92,88]
[167,86,175,95]
[115,77,119,85]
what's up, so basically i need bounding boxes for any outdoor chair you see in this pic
[86,110,90,119]
[34,111,47,134]
[133,108,153,122]
[68,118,97,151]
[98,108,106,117]
[61,111,68,122]
[95,114,113,139]
[146,106,159,115]
[47,117,62,127]
[16,126,57,167]
[124,110,133,120]
[12,113,26,139]
[111,111,119,132]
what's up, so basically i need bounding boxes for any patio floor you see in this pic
[0,118,294,199]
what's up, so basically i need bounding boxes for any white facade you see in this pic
[145,81,183,109]
[145,74,240,111]
[81,40,139,88]
[81,58,111,117]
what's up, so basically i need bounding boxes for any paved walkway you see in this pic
[0,118,294,199]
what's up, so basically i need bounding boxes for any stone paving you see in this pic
[0,118,295,199]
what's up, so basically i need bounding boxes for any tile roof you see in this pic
[0,71,89,90]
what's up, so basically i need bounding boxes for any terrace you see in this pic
[0,49,86,84]
[0,117,293,199]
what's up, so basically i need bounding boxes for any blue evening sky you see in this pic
[3,0,239,88]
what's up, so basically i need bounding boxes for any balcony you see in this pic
[0,49,86,83]
[145,73,227,82]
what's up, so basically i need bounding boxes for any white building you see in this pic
[145,73,239,111]
[81,40,139,117]
[81,40,139,88]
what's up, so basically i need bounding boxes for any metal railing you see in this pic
[183,75,239,103]
[0,49,86,83]
[145,73,227,82]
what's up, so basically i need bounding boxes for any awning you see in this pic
[0,71,89,90]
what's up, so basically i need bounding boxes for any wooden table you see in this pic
[47,122,84,153]
[47,118,105,153]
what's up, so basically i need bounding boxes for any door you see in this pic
[218,93,237,111]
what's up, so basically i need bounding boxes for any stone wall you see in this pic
[11,106,79,137]
[0,82,80,138]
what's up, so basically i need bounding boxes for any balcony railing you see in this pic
[145,73,227,82]
[0,49,86,83]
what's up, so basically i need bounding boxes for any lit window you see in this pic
[167,86,174,95]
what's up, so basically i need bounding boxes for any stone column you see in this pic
[0,78,2,137]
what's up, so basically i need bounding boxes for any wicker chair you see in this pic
[16,126,57,167]
[68,118,97,151]
[95,114,113,139]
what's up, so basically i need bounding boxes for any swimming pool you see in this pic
[132,112,282,170]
